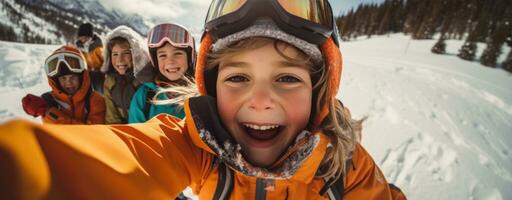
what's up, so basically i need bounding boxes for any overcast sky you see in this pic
[97,0,385,35]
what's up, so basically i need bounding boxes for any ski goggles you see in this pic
[205,0,338,46]
[44,52,86,77]
[147,23,195,49]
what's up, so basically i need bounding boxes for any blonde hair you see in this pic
[151,75,198,107]
[157,37,362,182]
[207,37,362,182]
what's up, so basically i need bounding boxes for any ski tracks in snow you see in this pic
[380,132,457,185]
[342,53,512,199]
[0,42,54,122]
[0,42,52,90]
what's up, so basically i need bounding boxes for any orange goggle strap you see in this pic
[196,33,214,96]
[195,33,342,129]
[313,37,342,128]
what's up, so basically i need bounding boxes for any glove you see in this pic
[21,94,48,117]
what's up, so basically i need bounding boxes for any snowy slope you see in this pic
[0,41,56,122]
[339,34,512,200]
[0,0,150,43]
[0,34,511,199]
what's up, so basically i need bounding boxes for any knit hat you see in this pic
[212,19,322,65]
[78,23,94,37]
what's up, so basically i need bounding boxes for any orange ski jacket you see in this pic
[0,97,405,199]
[43,70,105,124]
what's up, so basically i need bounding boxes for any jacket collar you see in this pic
[184,96,330,183]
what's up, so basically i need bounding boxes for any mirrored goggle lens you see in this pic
[64,56,83,70]
[149,24,191,45]
[206,0,247,22]
[46,57,59,74]
[277,0,332,27]
[45,54,84,76]
[206,0,332,27]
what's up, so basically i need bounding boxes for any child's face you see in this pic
[216,42,312,167]
[156,43,188,81]
[111,43,133,75]
[58,74,81,95]
[78,36,91,44]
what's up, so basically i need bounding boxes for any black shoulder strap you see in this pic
[319,175,344,200]
[212,159,234,200]
[319,158,353,200]
[144,90,156,120]
[324,175,344,200]
[41,92,58,108]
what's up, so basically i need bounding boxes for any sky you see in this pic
[97,0,386,35]
[331,0,386,15]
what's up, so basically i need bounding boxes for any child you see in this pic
[21,45,106,124]
[127,22,196,123]
[75,22,105,93]
[101,26,154,124]
[1,1,406,199]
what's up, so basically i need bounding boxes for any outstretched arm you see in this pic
[0,115,207,199]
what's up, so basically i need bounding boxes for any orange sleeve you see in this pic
[0,115,207,199]
[95,46,104,64]
[86,92,106,124]
[344,144,406,200]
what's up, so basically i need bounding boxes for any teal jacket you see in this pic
[128,82,185,123]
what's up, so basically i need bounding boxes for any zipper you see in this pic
[69,95,75,123]
[255,178,267,200]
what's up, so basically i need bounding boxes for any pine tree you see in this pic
[480,38,502,67]
[502,49,512,72]
[458,41,477,61]
[480,0,509,67]
[389,0,405,33]
[457,0,485,61]
[502,31,512,72]
[500,2,512,72]
[432,37,446,54]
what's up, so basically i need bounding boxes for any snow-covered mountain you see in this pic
[0,0,151,44]
[0,34,511,199]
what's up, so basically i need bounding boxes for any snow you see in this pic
[339,34,512,199]
[2,0,66,43]
[0,41,57,122]
[1,34,511,199]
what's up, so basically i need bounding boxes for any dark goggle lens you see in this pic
[206,0,332,27]
[206,0,247,22]
[46,58,59,73]
[277,0,331,27]
[64,56,82,69]
[149,24,191,45]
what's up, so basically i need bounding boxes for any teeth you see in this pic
[243,123,279,131]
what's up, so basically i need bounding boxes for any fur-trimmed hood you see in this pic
[185,96,328,180]
[101,26,150,79]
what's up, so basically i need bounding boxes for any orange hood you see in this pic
[48,70,92,104]
[195,33,342,129]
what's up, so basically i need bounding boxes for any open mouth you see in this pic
[116,65,128,70]
[64,87,77,93]
[165,67,180,73]
[241,123,283,141]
